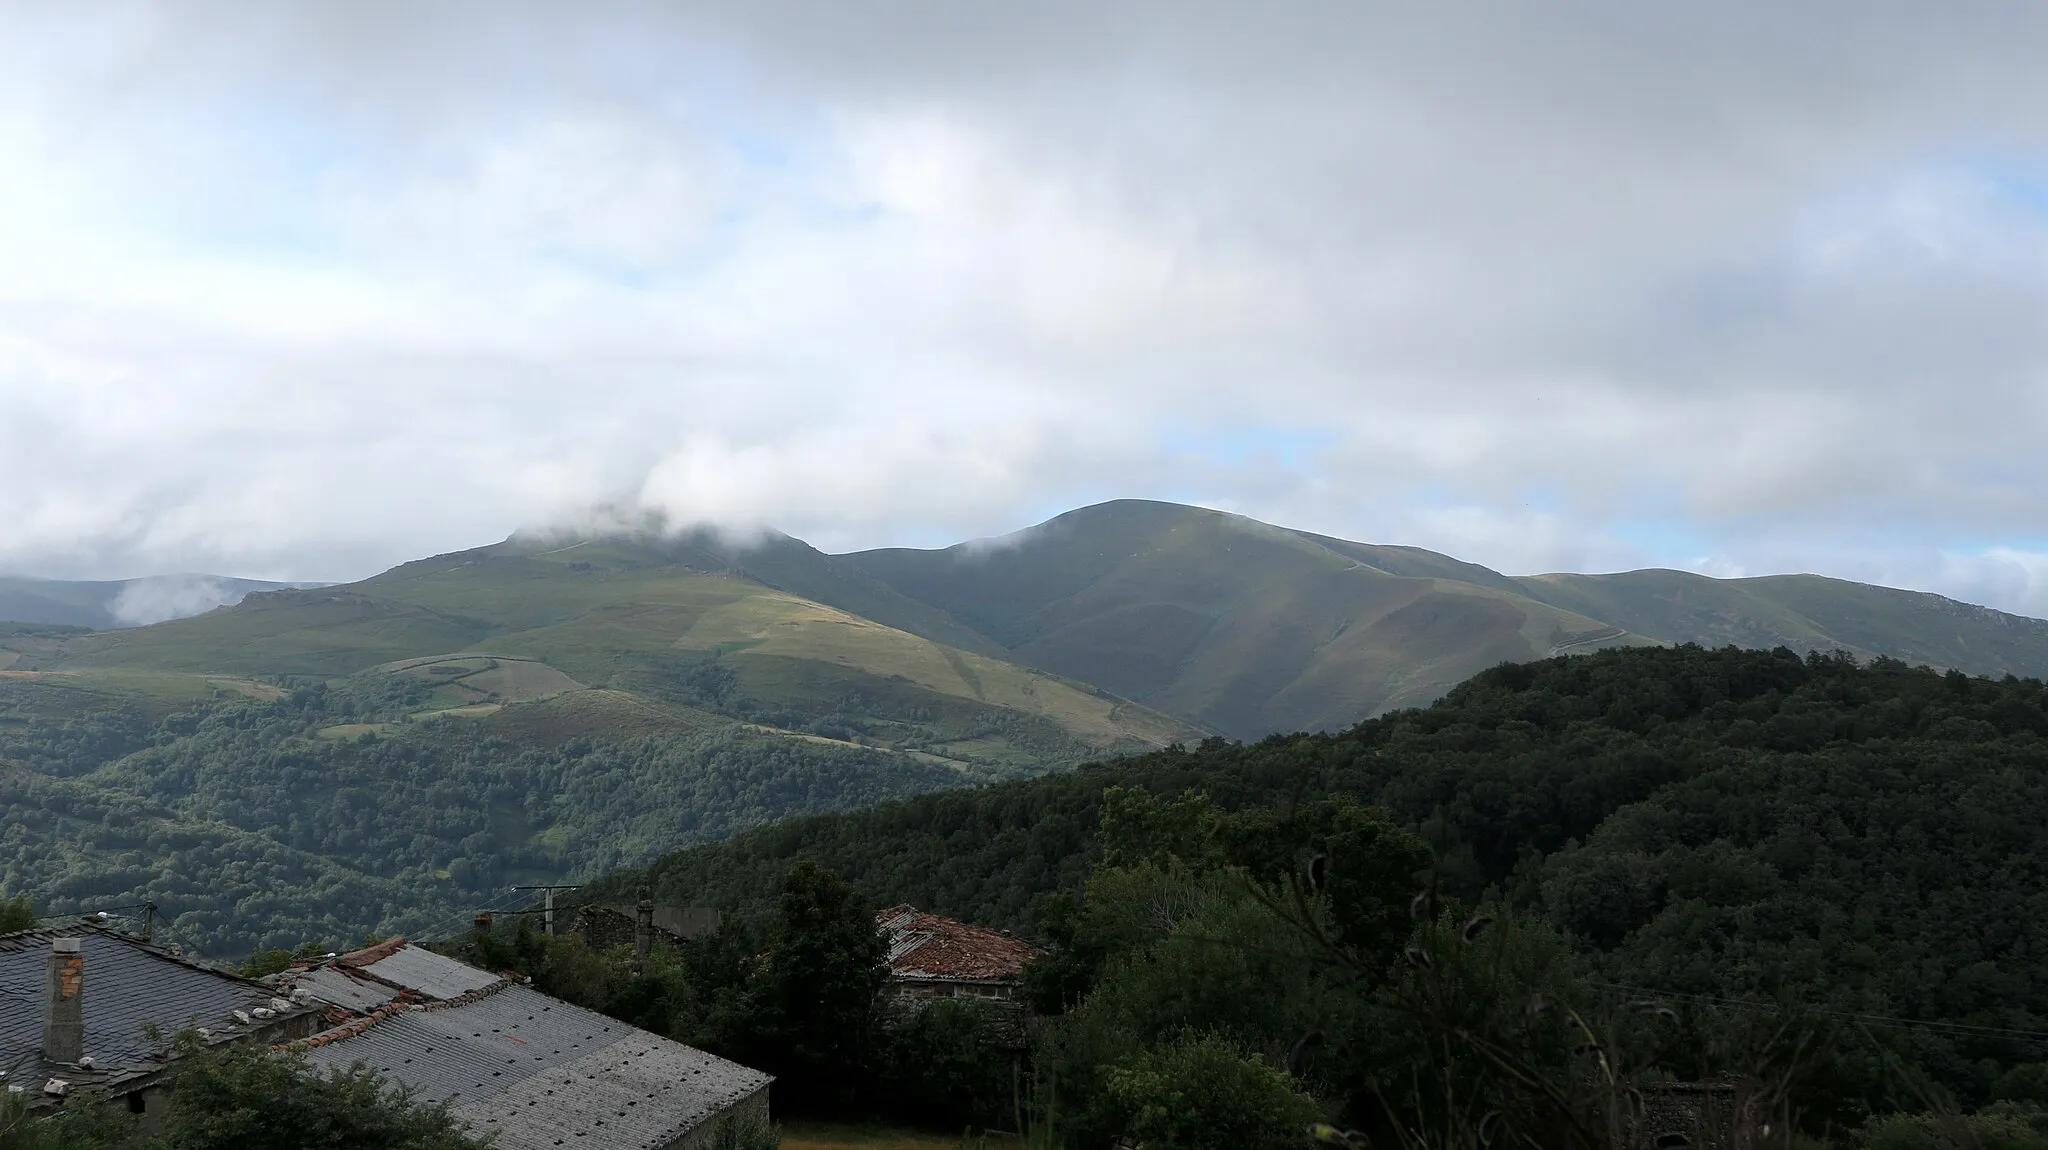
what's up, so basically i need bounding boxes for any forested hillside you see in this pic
[588,645,2048,1102]
[0,670,1013,954]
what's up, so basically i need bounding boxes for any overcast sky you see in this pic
[4,2,2047,616]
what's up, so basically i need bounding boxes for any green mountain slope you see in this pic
[1517,568,2048,674]
[0,529,1202,956]
[846,500,1648,737]
[846,499,2048,737]
[7,530,1200,764]
[17,504,2048,748]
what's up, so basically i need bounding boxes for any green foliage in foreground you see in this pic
[1096,1034,1322,1150]
[1038,788,2048,1146]
[589,645,2048,1109]
[0,1040,486,1150]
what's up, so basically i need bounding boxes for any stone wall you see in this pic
[1634,1078,1760,1150]
[668,1084,773,1150]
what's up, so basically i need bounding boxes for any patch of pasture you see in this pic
[315,722,395,739]
[379,653,585,703]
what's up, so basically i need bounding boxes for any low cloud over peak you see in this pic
[109,575,262,627]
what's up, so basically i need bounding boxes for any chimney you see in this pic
[44,938,84,1065]
[634,887,653,973]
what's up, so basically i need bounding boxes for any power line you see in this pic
[1589,980,2048,1044]
[410,887,533,946]
[512,885,581,936]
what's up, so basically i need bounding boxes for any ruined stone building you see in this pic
[568,901,721,961]
[875,904,1041,1017]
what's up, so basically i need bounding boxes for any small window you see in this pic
[127,1092,146,1115]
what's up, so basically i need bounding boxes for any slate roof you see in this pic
[292,947,772,1150]
[876,905,1041,983]
[0,922,320,1095]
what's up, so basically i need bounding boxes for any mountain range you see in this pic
[7,498,2048,953]
[8,499,2046,741]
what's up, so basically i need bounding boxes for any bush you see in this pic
[1096,1033,1323,1150]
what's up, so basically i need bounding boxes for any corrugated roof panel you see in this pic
[456,1031,773,1150]
[302,985,770,1148]
[354,945,501,1000]
[281,967,398,1013]
[303,985,632,1102]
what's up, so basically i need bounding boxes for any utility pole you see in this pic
[512,885,581,936]
[634,886,653,974]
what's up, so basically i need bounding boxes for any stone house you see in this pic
[875,904,1041,1016]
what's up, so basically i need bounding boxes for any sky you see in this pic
[3,2,2048,616]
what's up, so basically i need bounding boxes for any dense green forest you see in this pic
[495,762,2048,1147]
[585,645,2048,1116]
[0,674,994,954]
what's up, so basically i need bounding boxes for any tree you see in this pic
[752,862,888,1113]
[867,999,1017,1128]
[0,893,35,933]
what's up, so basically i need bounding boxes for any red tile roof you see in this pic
[335,936,408,966]
[876,905,1041,983]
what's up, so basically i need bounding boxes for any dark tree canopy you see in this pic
[588,645,2048,1106]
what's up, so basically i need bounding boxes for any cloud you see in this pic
[1937,548,2048,619]
[1,2,2046,618]
[109,575,255,627]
